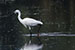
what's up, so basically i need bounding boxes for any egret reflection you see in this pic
[20,43,43,50]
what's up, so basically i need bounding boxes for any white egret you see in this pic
[14,10,43,44]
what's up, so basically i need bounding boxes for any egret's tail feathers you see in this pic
[40,22,43,25]
[38,21,43,25]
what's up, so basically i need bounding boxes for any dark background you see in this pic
[0,0,75,50]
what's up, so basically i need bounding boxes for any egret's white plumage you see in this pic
[14,10,43,30]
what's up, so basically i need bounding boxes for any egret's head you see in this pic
[14,10,20,14]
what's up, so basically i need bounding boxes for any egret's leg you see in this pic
[37,24,42,36]
[30,30,32,40]
[29,26,31,30]
[37,25,42,45]
[28,26,32,43]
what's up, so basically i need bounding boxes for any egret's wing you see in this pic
[22,18,43,26]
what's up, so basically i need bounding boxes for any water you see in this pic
[21,35,75,50]
[23,32,75,36]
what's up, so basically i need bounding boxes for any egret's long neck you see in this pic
[17,11,22,22]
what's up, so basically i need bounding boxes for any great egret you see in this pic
[14,10,43,44]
